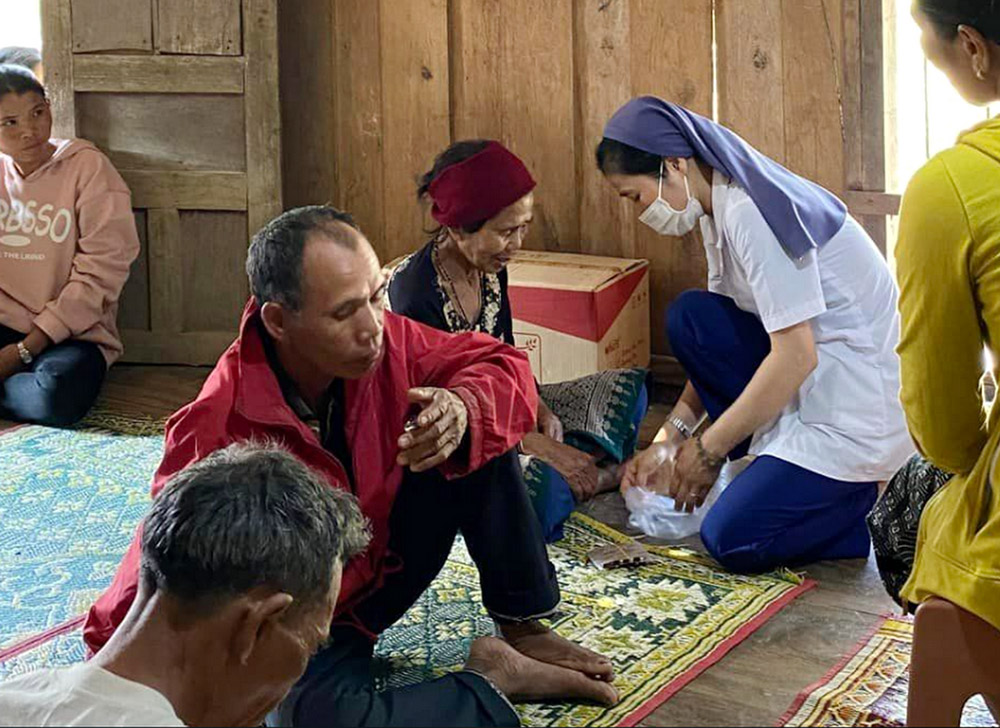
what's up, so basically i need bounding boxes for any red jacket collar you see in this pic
[230,299,380,438]
[231,299,315,433]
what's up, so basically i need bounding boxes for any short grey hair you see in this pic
[140,442,369,615]
[246,205,361,311]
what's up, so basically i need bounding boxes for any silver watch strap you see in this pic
[668,415,693,439]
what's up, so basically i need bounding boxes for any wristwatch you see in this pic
[16,341,33,366]
[668,415,693,439]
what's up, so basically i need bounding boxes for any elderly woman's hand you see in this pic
[537,400,564,442]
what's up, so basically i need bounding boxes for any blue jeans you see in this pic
[0,324,105,427]
[667,290,877,573]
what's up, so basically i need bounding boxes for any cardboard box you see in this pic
[507,251,650,384]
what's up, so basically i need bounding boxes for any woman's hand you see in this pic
[537,401,564,442]
[0,344,24,383]
[621,442,677,494]
[397,387,469,472]
[669,438,724,512]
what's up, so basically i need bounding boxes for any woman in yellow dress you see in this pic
[895,0,1000,632]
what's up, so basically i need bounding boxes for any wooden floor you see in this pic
[2,366,896,726]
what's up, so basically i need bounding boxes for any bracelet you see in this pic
[695,435,725,470]
[668,415,693,439]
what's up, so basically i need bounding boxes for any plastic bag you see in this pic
[624,460,736,541]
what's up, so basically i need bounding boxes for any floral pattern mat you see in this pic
[374,514,813,727]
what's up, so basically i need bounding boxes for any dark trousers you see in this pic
[272,449,559,727]
[0,324,105,427]
[667,290,878,573]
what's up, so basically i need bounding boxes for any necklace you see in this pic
[433,243,482,327]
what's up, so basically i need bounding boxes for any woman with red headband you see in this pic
[389,140,649,542]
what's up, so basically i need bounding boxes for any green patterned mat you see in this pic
[373,514,813,727]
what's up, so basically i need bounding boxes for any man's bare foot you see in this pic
[498,621,615,682]
[465,636,619,705]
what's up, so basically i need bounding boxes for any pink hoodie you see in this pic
[0,139,140,365]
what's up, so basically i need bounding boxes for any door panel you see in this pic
[42,0,282,365]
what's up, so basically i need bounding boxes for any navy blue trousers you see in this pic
[667,290,878,574]
[0,323,105,427]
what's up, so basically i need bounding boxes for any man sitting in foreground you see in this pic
[0,443,369,727]
[84,205,618,727]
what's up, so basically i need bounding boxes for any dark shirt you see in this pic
[259,320,355,485]
[388,240,514,345]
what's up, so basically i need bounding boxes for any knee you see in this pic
[26,364,97,427]
[666,290,712,359]
[700,509,770,574]
[292,688,379,728]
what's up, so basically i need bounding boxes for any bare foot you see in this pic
[595,463,624,495]
[465,636,619,706]
[498,621,615,682]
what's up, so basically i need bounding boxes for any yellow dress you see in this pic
[896,117,1000,630]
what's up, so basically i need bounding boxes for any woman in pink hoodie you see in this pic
[0,65,139,426]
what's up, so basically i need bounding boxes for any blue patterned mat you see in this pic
[0,422,163,671]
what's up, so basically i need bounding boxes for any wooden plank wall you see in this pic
[280,0,847,359]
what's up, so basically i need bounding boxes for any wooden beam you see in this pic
[860,0,888,253]
[574,0,633,258]
[74,56,245,94]
[122,171,248,210]
[844,190,901,217]
[147,209,184,334]
[40,0,76,139]
[243,0,284,237]
[842,0,863,190]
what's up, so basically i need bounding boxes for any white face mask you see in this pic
[637,161,705,236]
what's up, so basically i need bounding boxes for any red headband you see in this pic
[429,141,537,228]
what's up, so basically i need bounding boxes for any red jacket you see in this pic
[83,301,537,654]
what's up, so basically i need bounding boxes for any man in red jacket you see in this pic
[84,206,617,726]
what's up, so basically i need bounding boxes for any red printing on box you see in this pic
[508,267,646,342]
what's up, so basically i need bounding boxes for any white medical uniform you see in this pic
[699,172,914,482]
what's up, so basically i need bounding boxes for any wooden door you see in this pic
[41,0,282,365]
